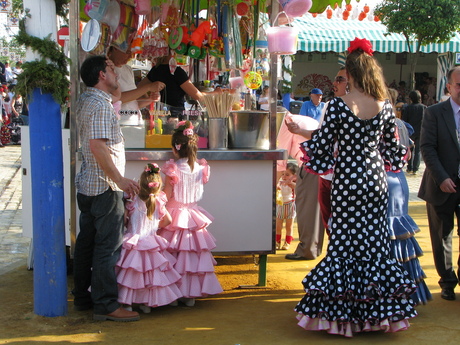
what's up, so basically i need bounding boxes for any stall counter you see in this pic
[124,149,287,255]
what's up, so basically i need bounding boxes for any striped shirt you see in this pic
[75,87,125,196]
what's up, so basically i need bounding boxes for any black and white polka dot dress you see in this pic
[295,98,417,337]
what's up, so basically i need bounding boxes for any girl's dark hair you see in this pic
[286,162,298,175]
[172,121,198,171]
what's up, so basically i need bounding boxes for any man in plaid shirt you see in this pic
[72,55,141,322]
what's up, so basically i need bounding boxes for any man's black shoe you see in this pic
[441,287,456,301]
[285,253,310,260]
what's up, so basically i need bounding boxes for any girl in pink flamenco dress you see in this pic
[158,121,223,307]
[116,163,183,313]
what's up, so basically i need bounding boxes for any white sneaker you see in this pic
[169,300,179,307]
[281,242,290,250]
[124,305,133,311]
[139,305,151,314]
[276,242,281,250]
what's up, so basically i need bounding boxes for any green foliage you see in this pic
[13,3,70,106]
[54,0,70,18]
[375,0,460,48]
[15,60,69,105]
[15,12,68,71]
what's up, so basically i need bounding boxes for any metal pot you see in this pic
[228,111,270,149]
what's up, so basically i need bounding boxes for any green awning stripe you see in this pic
[294,17,460,54]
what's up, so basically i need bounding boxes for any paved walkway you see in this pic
[0,144,425,276]
[0,144,30,275]
[406,161,425,202]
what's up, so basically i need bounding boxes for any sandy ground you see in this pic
[1,203,459,345]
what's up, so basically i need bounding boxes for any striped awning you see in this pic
[294,16,460,54]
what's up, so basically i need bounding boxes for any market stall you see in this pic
[68,0,295,285]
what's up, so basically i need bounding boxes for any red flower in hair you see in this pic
[348,37,374,56]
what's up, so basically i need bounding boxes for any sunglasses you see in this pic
[335,76,347,83]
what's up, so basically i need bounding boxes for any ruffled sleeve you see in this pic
[155,191,168,220]
[124,196,136,216]
[162,159,179,184]
[381,103,407,172]
[198,158,210,184]
[300,99,339,175]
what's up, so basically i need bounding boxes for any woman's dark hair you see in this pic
[80,55,108,87]
[346,49,388,101]
[408,90,421,104]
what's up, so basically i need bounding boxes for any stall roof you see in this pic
[294,16,460,54]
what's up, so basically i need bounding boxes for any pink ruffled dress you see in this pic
[116,192,183,307]
[158,158,223,298]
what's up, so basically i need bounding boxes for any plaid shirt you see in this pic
[75,87,125,196]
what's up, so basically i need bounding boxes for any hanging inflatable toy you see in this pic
[244,71,263,90]
[187,21,212,59]
[169,26,183,49]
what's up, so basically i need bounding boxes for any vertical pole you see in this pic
[24,0,67,317]
[258,255,267,286]
[30,89,67,316]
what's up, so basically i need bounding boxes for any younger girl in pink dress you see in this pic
[116,163,183,313]
[159,121,223,307]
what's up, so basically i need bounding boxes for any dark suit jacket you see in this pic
[401,103,426,139]
[418,99,460,206]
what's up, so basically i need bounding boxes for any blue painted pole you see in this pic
[30,88,67,316]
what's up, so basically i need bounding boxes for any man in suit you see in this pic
[419,66,460,301]
[402,90,426,175]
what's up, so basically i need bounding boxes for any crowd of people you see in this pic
[0,61,26,147]
[275,37,460,337]
[72,54,221,322]
[67,34,460,339]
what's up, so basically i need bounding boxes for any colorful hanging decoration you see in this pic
[243,71,262,90]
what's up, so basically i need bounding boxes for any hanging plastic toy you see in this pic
[244,71,263,90]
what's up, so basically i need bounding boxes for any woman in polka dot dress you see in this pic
[294,38,418,337]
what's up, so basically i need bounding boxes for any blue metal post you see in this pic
[30,88,68,316]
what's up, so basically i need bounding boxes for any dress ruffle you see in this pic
[294,256,417,337]
[159,227,217,252]
[163,159,180,184]
[296,314,410,338]
[174,250,223,296]
[299,139,335,176]
[116,233,183,307]
[387,171,432,305]
[165,199,214,232]
[159,159,222,299]
[157,226,223,297]
[197,158,210,184]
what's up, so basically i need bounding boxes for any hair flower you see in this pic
[348,37,374,56]
[148,182,160,188]
[183,128,194,136]
[175,120,194,132]
[144,163,161,174]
